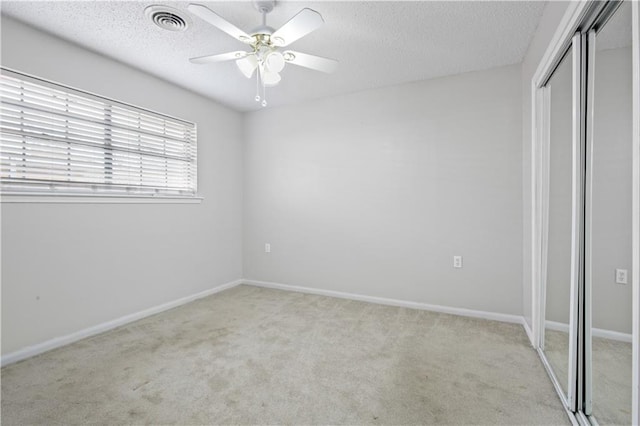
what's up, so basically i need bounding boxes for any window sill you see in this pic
[0,194,204,204]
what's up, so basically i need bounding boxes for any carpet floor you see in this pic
[2,285,569,425]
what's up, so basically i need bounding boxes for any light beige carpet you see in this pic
[2,285,569,425]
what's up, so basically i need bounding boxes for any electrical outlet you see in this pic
[453,256,463,268]
[615,269,628,285]
[265,243,271,253]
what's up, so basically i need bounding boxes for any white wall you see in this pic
[0,17,244,355]
[243,65,523,316]
[521,1,571,330]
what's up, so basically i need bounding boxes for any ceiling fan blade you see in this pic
[283,51,338,74]
[188,4,253,44]
[190,51,248,64]
[271,8,324,47]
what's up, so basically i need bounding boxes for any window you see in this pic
[0,68,197,197]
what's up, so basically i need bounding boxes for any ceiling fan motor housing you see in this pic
[251,27,276,38]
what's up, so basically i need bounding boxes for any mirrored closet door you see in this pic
[585,2,633,423]
[542,41,577,407]
[535,1,636,424]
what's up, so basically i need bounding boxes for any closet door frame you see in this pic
[531,1,640,424]
[632,2,639,424]
[533,31,583,414]
[583,28,596,418]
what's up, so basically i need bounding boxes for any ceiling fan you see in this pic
[188,1,338,107]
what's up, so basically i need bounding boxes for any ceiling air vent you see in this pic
[145,5,190,32]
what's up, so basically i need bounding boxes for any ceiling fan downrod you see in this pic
[254,0,274,29]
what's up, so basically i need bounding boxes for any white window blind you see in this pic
[0,68,197,197]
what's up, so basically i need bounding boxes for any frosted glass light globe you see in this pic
[236,55,258,79]
[262,71,281,86]
[264,51,285,73]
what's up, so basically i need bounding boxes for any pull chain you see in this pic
[255,66,261,102]
[255,63,266,107]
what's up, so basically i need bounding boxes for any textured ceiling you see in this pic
[1,1,546,112]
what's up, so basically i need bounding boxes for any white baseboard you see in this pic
[1,279,243,367]
[544,320,570,334]
[243,279,524,325]
[545,320,632,343]
[544,320,570,333]
[21,278,627,367]
[593,328,632,342]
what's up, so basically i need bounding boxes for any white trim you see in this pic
[243,279,524,325]
[531,83,538,348]
[531,82,545,349]
[538,347,580,426]
[545,320,632,344]
[631,2,640,424]
[0,195,203,204]
[576,410,594,426]
[584,28,597,417]
[531,81,539,348]
[532,2,594,88]
[523,320,534,346]
[593,328,632,344]
[567,32,585,411]
[538,84,552,352]
[0,279,242,367]
[545,320,571,333]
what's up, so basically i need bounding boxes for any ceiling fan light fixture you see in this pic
[261,71,281,87]
[236,55,258,78]
[188,2,338,107]
[264,51,285,73]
